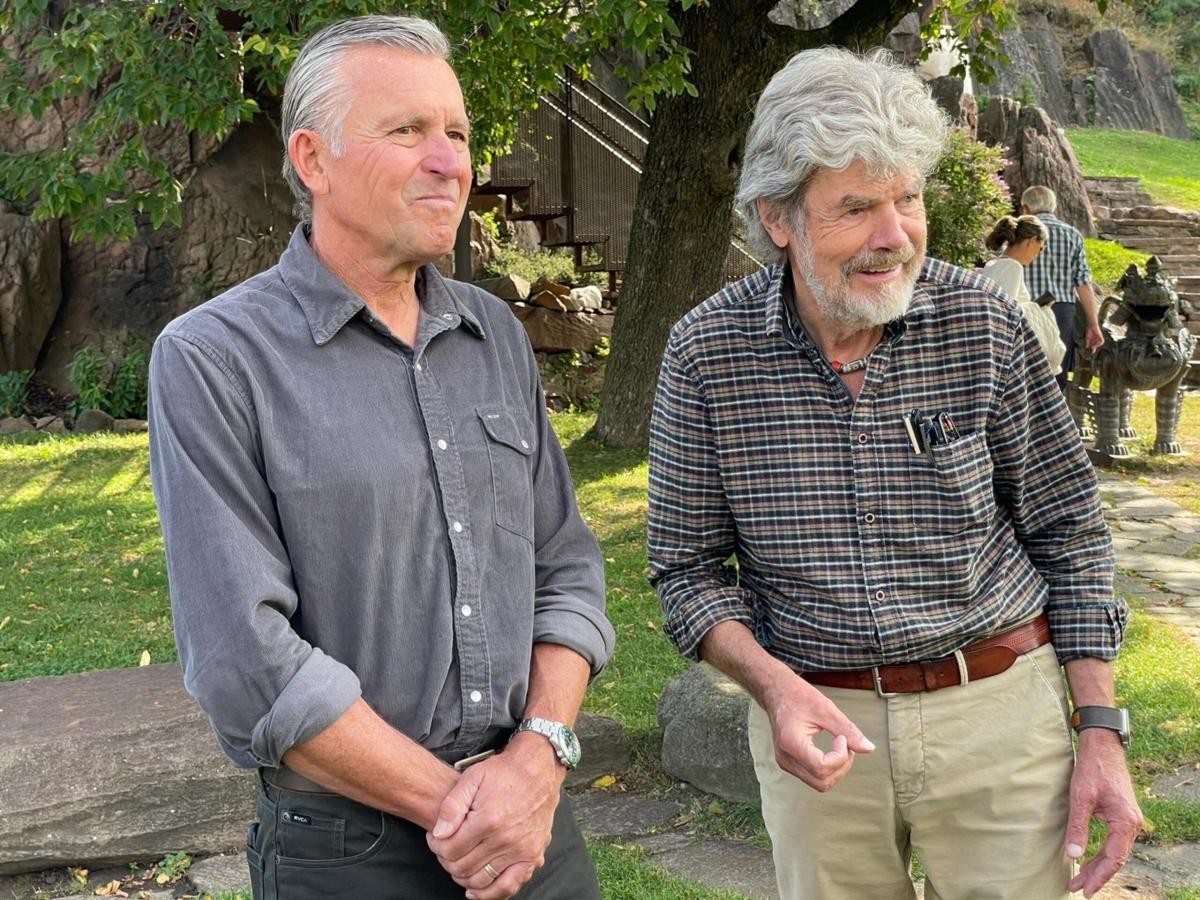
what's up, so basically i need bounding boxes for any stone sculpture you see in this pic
[1069,256,1195,458]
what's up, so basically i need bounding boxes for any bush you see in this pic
[924,129,1012,268]
[66,343,149,418]
[487,245,580,285]
[0,369,31,418]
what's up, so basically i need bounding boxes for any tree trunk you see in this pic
[592,0,917,448]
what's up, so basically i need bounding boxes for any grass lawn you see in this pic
[1067,128,1200,212]
[1103,392,1200,517]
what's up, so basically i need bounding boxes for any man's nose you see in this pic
[424,133,464,179]
[870,204,910,250]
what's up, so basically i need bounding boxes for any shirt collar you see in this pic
[762,259,935,344]
[278,225,485,346]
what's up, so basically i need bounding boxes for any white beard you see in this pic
[794,230,923,332]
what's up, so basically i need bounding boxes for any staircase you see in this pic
[1086,176,1200,386]
[478,68,763,292]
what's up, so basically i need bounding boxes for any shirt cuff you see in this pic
[249,648,362,768]
[1048,598,1130,664]
[663,593,756,662]
[533,604,617,678]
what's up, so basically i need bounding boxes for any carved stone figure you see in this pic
[1069,256,1195,458]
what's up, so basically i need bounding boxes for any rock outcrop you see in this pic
[978,98,1096,237]
[0,201,61,372]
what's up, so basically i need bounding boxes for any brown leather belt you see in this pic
[804,613,1051,697]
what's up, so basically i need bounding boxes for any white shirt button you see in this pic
[437,439,448,450]
[470,690,482,703]
[461,604,472,617]
[875,590,887,603]
[442,313,454,321]
[864,512,876,524]
[452,521,463,533]
[520,440,530,449]
[414,360,423,372]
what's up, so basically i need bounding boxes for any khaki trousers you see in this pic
[748,644,1077,900]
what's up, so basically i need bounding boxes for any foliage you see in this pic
[0,0,698,243]
[0,370,32,418]
[923,129,1012,267]
[488,245,583,286]
[1067,128,1200,211]
[66,344,149,418]
[1084,238,1151,293]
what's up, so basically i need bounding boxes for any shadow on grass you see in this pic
[563,426,648,488]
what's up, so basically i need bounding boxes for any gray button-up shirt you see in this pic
[149,226,614,769]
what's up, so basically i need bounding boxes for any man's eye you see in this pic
[448,131,469,143]
[393,126,416,136]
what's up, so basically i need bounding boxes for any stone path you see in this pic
[8,473,1200,900]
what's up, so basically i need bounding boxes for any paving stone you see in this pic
[631,835,778,900]
[1114,572,1166,601]
[1112,536,1145,552]
[1094,871,1167,898]
[1111,522,1176,542]
[1140,537,1200,558]
[1151,767,1200,805]
[1119,552,1200,576]
[1118,497,1190,518]
[188,852,251,895]
[573,792,687,838]
[1126,842,1200,888]
[1155,572,1200,596]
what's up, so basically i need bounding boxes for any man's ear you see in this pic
[289,129,331,198]
[756,198,794,250]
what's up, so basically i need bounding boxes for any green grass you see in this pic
[1085,237,1152,294]
[587,841,753,899]
[1105,393,1200,517]
[0,433,173,680]
[1067,128,1200,212]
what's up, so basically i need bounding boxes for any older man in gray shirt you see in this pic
[148,15,613,900]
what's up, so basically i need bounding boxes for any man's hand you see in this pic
[1065,729,1143,898]
[766,674,875,792]
[1084,322,1105,352]
[426,734,563,900]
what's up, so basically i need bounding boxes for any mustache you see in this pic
[843,245,917,275]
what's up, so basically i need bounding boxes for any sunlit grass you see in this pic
[1068,128,1200,211]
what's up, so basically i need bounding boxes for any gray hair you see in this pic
[281,15,452,224]
[736,47,950,264]
[1021,185,1057,214]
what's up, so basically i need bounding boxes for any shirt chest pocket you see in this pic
[477,407,537,542]
[906,432,996,535]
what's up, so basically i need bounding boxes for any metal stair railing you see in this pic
[484,67,763,287]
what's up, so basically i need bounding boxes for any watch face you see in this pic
[559,724,582,766]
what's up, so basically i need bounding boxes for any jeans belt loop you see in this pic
[873,666,898,698]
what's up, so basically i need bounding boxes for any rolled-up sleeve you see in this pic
[648,333,756,661]
[149,332,361,767]
[522,344,614,676]
[988,315,1127,661]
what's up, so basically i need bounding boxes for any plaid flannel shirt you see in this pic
[1023,212,1092,306]
[648,259,1126,672]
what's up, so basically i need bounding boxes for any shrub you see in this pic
[487,245,580,285]
[924,128,1012,268]
[66,343,149,418]
[0,369,31,418]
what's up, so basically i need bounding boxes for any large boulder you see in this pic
[0,664,256,875]
[1086,31,1191,139]
[658,663,759,804]
[515,308,613,354]
[0,200,61,373]
[978,98,1096,237]
[34,116,294,391]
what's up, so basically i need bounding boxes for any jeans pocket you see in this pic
[245,823,266,900]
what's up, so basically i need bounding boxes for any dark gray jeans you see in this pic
[246,779,600,899]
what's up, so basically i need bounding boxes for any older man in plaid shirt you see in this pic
[1021,184,1105,389]
[648,48,1140,900]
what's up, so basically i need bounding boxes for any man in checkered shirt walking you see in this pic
[1021,184,1105,390]
[648,48,1140,900]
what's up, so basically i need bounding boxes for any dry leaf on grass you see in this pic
[139,650,151,666]
[95,880,129,896]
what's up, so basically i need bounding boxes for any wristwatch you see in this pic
[513,717,581,769]
[1070,706,1131,750]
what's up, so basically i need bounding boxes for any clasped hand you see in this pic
[426,737,563,900]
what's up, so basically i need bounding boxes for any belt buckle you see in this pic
[872,666,898,698]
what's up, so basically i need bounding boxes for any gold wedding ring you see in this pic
[483,862,500,881]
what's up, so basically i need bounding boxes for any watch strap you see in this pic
[1070,706,1131,749]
